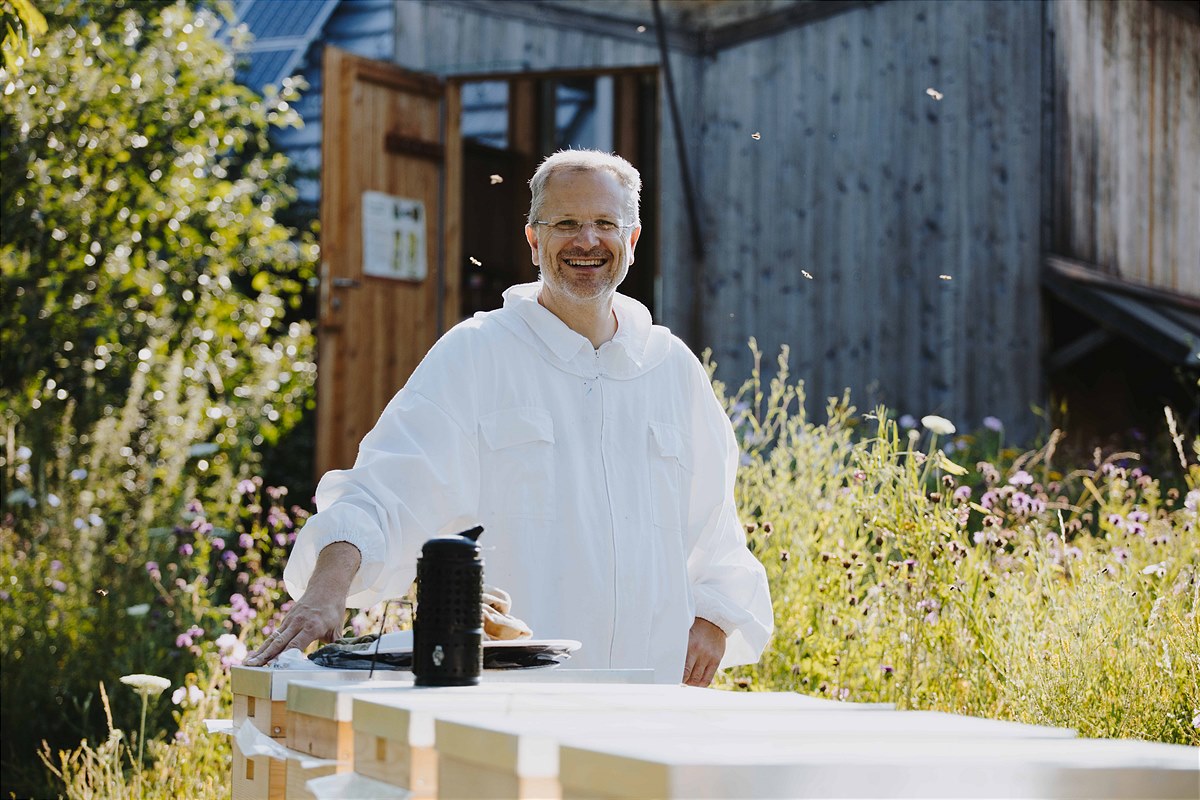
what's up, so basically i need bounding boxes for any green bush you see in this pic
[0,1,318,795]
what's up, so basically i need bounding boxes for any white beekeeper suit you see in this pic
[284,282,773,681]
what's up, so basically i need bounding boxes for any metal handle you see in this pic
[332,277,362,289]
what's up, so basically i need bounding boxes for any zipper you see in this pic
[595,348,619,666]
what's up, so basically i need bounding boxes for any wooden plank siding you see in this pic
[697,0,1044,431]
[373,0,1048,434]
[1050,0,1200,298]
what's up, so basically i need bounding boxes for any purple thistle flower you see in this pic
[238,533,254,549]
[211,537,225,551]
[178,543,194,556]
[222,550,238,570]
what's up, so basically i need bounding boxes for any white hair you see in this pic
[527,149,642,226]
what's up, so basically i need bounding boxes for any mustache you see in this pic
[557,248,609,258]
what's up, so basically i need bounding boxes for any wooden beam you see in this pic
[1044,255,1200,312]
[701,1,882,54]
[436,0,881,58]
[437,0,701,54]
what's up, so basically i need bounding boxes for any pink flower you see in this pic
[953,485,972,503]
[1008,470,1033,486]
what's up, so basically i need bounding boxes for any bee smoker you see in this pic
[413,525,484,686]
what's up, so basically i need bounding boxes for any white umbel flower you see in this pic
[120,673,171,698]
[921,415,956,436]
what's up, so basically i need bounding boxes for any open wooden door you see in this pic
[317,47,461,475]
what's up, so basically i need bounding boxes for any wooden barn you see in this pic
[223,0,1199,474]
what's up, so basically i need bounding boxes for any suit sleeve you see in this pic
[683,360,774,668]
[283,381,481,608]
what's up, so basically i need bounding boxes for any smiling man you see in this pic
[247,150,772,686]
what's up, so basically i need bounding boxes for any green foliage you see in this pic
[0,0,319,795]
[1,0,48,74]
[715,342,1200,746]
[0,466,303,797]
[1,0,317,473]
[41,669,234,800]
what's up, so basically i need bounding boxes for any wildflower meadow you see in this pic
[4,343,1197,797]
[714,345,1199,747]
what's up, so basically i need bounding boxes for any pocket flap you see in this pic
[479,407,555,451]
[648,421,692,468]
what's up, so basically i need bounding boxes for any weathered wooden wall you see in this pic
[379,0,1048,434]
[698,0,1045,434]
[1049,0,1200,297]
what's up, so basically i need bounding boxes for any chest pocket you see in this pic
[647,421,692,532]
[478,407,556,520]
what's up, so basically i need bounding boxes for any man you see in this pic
[247,150,772,686]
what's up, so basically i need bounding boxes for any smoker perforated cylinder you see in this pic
[413,526,484,687]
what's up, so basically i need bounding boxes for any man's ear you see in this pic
[626,225,642,264]
[525,224,540,266]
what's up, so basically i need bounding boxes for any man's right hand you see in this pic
[244,541,362,667]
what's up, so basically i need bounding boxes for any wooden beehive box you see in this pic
[402,695,1077,800]
[434,716,560,800]
[229,665,372,800]
[347,672,653,798]
[557,735,1200,799]
[283,678,414,800]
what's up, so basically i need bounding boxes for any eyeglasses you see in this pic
[532,218,634,238]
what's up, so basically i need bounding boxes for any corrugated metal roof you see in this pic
[241,0,332,39]
[222,0,342,91]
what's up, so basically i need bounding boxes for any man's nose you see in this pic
[573,223,602,245]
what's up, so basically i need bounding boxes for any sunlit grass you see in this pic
[715,342,1199,745]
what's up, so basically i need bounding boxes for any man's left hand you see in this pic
[682,617,726,687]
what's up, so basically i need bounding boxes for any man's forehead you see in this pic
[540,169,629,213]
